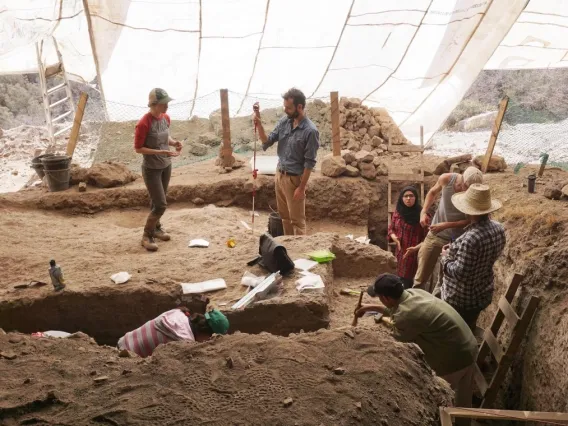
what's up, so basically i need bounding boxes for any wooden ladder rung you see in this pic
[474,363,488,395]
[388,173,424,182]
[47,82,66,95]
[53,123,73,137]
[484,329,504,363]
[388,144,424,153]
[52,110,72,123]
[49,96,70,109]
[498,297,520,328]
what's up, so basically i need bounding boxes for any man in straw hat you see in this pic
[414,167,484,292]
[440,183,506,331]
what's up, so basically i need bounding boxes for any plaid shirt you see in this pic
[441,219,506,311]
[388,211,428,279]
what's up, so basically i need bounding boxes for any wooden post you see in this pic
[66,92,88,157]
[538,153,548,177]
[330,91,341,156]
[482,96,509,173]
[219,89,235,168]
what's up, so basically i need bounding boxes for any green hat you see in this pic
[205,309,230,335]
[148,88,173,107]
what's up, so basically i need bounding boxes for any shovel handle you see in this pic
[352,291,364,326]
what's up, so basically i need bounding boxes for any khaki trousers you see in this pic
[441,364,474,426]
[413,232,449,292]
[275,171,306,236]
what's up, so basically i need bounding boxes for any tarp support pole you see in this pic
[82,0,109,121]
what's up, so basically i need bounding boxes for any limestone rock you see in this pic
[78,182,87,192]
[473,155,507,172]
[379,144,388,151]
[562,184,568,197]
[348,98,362,108]
[373,157,382,167]
[190,143,209,156]
[344,165,360,177]
[359,162,377,180]
[544,186,562,200]
[358,127,367,136]
[368,126,381,138]
[347,139,360,151]
[376,162,389,176]
[192,198,205,205]
[350,161,358,168]
[370,136,383,148]
[198,132,222,147]
[361,144,373,153]
[321,155,347,177]
[341,150,356,164]
[84,162,138,188]
[355,150,374,163]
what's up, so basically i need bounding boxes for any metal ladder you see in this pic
[36,37,75,144]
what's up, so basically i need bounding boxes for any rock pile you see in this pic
[321,97,410,179]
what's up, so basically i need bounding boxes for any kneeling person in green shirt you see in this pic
[356,273,477,424]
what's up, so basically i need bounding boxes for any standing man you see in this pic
[441,184,506,331]
[414,167,483,291]
[253,88,319,235]
[356,274,477,426]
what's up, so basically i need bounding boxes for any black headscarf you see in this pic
[396,185,421,225]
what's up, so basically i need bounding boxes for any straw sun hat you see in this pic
[451,183,502,215]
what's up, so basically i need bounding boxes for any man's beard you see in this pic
[286,110,299,119]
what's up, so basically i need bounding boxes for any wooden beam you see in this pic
[481,96,509,173]
[82,0,108,121]
[440,407,568,423]
[388,173,424,182]
[483,329,503,363]
[330,91,341,157]
[219,89,235,168]
[473,363,488,395]
[388,144,424,153]
[66,92,88,157]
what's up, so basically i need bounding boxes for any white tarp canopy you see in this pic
[1,0,567,143]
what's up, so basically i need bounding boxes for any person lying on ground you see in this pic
[356,273,477,426]
[440,183,506,331]
[414,167,483,292]
[388,185,429,289]
[117,307,229,357]
[134,88,183,252]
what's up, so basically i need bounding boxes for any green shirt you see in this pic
[386,289,477,376]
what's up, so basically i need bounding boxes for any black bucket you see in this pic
[41,155,71,192]
[268,212,284,237]
[30,153,55,179]
[528,173,536,193]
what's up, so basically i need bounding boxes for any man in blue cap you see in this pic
[356,273,477,426]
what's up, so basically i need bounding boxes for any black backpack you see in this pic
[248,233,294,275]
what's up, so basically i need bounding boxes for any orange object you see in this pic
[227,238,236,248]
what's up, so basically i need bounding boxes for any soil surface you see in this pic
[0,328,452,426]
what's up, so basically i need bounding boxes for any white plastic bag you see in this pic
[295,275,325,293]
[189,239,210,248]
[241,271,265,288]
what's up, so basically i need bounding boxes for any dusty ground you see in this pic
[0,328,452,426]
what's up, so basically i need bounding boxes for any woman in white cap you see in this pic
[134,88,183,251]
[440,183,506,330]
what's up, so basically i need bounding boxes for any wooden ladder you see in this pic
[474,273,540,408]
[36,37,75,144]
[387,126,425,253]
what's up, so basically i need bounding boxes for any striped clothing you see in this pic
[118,309,195,357]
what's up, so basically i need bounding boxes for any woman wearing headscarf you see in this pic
[388,186,429,288]
[134,88,183,252]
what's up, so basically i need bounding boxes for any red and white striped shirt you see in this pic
[117,309,195,357]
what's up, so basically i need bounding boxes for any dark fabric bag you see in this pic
[247,233,294,275]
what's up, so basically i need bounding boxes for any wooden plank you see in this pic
[481,96,509,173]
[82,0,108,120]
[219,89,234,167]
[483,329,503,363]
[439,408,453,426]
[481,295,540,408]
[473,363,488,396]
[477,273,523,367]
[420,125,424,203]
[388,173,424,182]
[388,144,424,153]
[66,92,88,157]
[498,297,519,328]
[442,407,568,423]
[330,91,341,157]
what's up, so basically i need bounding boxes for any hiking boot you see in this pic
[141,234,159,251]
[154,225,171,241]
[54,284,66,292]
